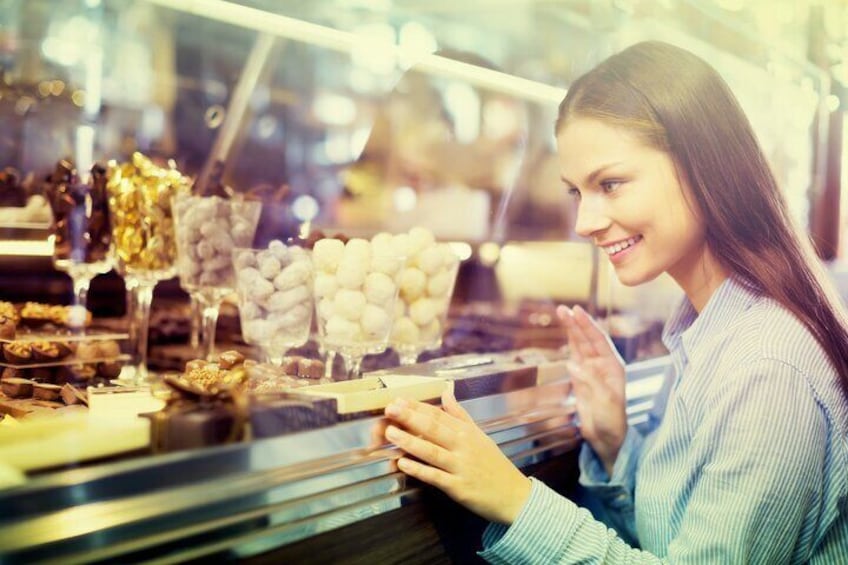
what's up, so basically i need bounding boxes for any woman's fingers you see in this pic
[395,456,454,492]
[384,398,461,449]
[441,388,473,423]
[385,425,455,472]
[572,305,622,362]
[562,305,606,361]
[369,418,390,450]
[559,306,586,363]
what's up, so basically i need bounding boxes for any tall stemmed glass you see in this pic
[46,162,113,329]
[391,236,461,365]
[173,194,262,361]
[234,241,314,365]
[107,153,191,383]
[312,236,404,379]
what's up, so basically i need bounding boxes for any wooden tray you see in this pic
[297,374,451,414]
[0,412,150,472]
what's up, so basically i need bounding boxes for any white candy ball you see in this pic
[275,303,311,328]
[244,319,273,344]
[427,269,453,298]
[234,249,257,270]
[371,254,403,277]
[314,272,339,298]
[361,303,391,339]
[399,267,427,302]
[336,260,367,290]
[364,272,396,305]
[442,245,460,269]
[409,298,436,326]
[268,240,290,263]
[239,301,263,321]
[211,232,234,253]
[334,289,366,321]
[416,245,444,275]
[370,232,394,250]
[391,316,420,344]
[391,233,411,259]
[238,266,261,286]
[317,297,335,321]
[231,223,255,246]
[312,238,345,272]
[249,277,275,301]
[344,238,371,263]
[288,245,309,264]
[259,256,282,279]
[273,261,311,291]
[196,240,215,260]
[408,227,436,256]
[394,299,405,320]
[267,286,311,313]
[326,315,359,342]
[420,318,443,343]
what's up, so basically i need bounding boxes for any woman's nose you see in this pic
[574,195,612,238]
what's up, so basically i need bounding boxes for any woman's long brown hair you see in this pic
[557,41,848,399]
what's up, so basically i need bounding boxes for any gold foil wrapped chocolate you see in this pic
[107,152,191,275]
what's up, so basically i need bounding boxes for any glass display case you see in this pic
[0,1,835,560]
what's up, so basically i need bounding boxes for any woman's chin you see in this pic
[612,265,658,287]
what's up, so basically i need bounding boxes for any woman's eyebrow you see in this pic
[561,161,624,188]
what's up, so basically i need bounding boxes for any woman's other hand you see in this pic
[383,389,532,525]
[561,305,628,476]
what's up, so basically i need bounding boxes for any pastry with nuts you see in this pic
[2,341,32,365]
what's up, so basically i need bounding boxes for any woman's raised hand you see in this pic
[560,305,628,476]
[382,388,532,525]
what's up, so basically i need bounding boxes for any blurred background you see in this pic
[0,0,846,365]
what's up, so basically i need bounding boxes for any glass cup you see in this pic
[48,166,113,331]
[173,194,262,361]
[311,237,405,378]
[107,154,191,383]
[390,242,461,364]
[234,242,314,365]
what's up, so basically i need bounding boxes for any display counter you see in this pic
[0,356,668,564]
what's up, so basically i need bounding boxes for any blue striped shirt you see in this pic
[480,277,848,563]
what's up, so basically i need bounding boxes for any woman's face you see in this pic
[556,117,709,289]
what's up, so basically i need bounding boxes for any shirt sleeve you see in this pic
[479,358,829,564]
[577,426,644,543]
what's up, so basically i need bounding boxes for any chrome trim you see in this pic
[0,358,671,563]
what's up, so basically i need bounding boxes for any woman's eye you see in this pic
[567,187,581,199]
[600,180,622,193]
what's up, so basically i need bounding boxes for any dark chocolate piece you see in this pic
[29,367,55,383]
[33,383,62,402]
[1,367,25,381]
[1,377,34,398]
[60,383,87,405]
[97,361,122,379]
[250,394,337,438]
[218,350,245,369]
[97,339,121,358]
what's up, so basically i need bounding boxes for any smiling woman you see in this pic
[383,40,848,564]
[557,118,714,294]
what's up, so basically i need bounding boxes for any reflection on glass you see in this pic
[173,194,262,361]
[234,242,314,365]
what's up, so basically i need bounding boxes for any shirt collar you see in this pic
[661,276,760,365]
